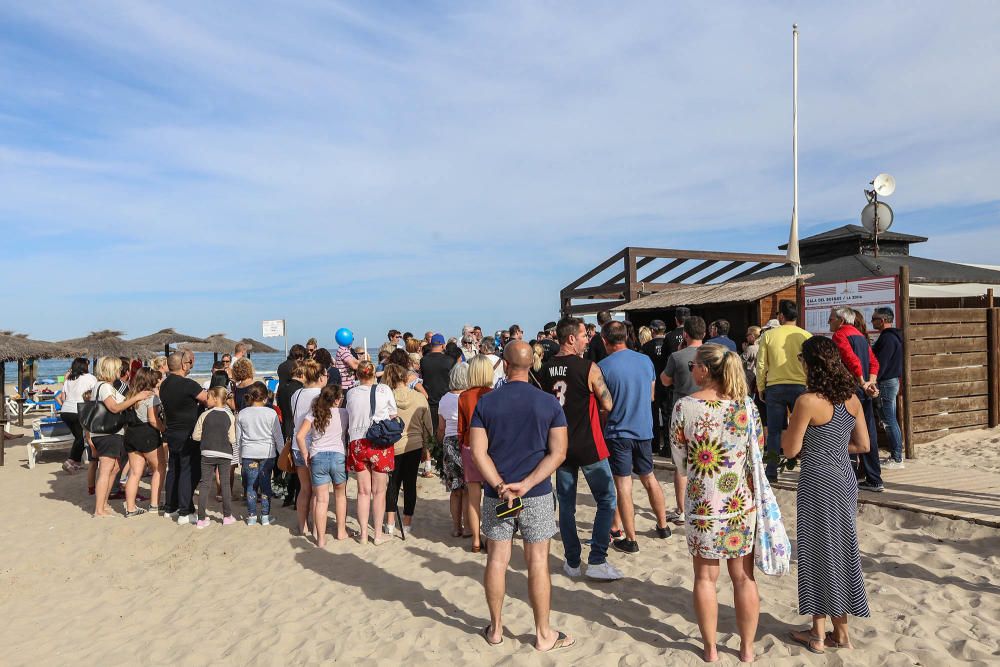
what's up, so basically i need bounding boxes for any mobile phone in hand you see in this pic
[495,496,523,519]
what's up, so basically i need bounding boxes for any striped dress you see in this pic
[796,402,870,617]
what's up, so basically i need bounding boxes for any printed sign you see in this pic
[262,319,285,338]
[802,277,899,339]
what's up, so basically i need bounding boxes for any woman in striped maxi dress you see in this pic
[781,336,872,654]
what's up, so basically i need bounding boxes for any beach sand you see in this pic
[1,428,998,666]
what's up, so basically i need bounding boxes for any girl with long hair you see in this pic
[383,363,432,537]
[300,384,349,546]
[90,357,153,517]
[782,336,871,654]
[669,344,760,663]
[123,368,166,516]
[290,360,328,536]
[345,360,398,545]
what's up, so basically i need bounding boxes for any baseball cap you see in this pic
[430,333,446,345]
[762,319,780,331]
[543,321,557,331]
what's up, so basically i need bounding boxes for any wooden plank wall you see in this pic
[758,285,799,324]
[908,308,995,444]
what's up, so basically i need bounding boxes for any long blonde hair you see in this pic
[696,344,748,400]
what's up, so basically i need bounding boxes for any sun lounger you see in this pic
[26,417,81,469]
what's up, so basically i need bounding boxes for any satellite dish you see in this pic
[872,173,896,197]
[861,201,893,233]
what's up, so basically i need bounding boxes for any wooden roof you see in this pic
[618,274,809,311]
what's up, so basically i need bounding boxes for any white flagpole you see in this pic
[789,23,801,276]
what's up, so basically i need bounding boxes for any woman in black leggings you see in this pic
[59,358,97,472]
[382,363,433,536]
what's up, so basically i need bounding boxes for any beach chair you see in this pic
[22,390,61,415]
[26,417,79,469]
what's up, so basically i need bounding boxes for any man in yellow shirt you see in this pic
[755,300,812,481]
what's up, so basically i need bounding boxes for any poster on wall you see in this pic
[802,277,899,340]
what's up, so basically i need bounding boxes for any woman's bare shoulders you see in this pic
[844,394,863,417]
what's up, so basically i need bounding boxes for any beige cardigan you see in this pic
[392,386,433,456]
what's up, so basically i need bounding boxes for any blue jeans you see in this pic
[876,378,903,462]
[858,393,883,486]
[242,457,275,517]
[764,383,807,478]
[556,459,617,567]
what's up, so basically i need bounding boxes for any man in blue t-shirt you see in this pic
[598,321,670,555]
[470,341,573,652]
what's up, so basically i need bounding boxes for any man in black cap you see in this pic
[640,319,671,454]
[539,321,560,362]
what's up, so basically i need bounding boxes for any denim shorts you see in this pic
[607,437,654,477]
[310,450,348,486]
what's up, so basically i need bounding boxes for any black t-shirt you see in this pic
[539,354,608,467]
[277,357,295,385]
[159,373,204,433]
[539,338,560,362]
[641,336,670,399]
[420,352,455,406]
[665,327,684,355]
[277,378,303,439]
[585,334,608,363]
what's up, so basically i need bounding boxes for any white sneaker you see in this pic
[384,524,395,536]
[177,513,197,525]
[586,561,624,581]
[563,561,581,577]
[882,459,905,470]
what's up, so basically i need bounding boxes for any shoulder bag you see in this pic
[277,391,302,473]
[365,384,404,448]
[78,382,127,435]
[744,397,792,576]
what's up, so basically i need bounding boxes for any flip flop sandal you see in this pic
[824,631,853,649]
[538,631,575,652]
[481,625,503,646]
[789,630,825,654]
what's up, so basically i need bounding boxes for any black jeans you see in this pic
[60,412,85,462]
[198,460,233,520]
[385,448,422,516]
[164,429,200,514]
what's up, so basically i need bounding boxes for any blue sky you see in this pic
[2,2,1000,346]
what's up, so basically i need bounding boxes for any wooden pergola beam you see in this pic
[694,260,745,284]
[640,258,688,283]
[671,259,720,284]
[727,261,777,281]
[600,256,655,287]
[563,249,626,291]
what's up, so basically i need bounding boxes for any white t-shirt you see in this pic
[485,354,505,384]
[305,407,348,454]
[438,391,460,438]
[291,387,322,448]
[93,382,126,435]
[346,383,397,442]
[60,373,98,414]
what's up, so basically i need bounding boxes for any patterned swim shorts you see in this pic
[480,493,557,544]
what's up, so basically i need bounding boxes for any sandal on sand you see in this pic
[824,631,853,649]
[537,631,575,652]
[451,529,463,538]
[789,630,825,654]
[481,625,503,646]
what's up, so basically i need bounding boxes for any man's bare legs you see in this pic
[483,538,512,644]
[524,539,573,651]
[638,472,668,529]
[613,475,636,539]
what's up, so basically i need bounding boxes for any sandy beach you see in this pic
[1,423,998,666]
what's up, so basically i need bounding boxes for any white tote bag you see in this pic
[744,398,792,576]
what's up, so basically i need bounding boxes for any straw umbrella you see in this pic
[129,328,205,357]
[0,331,79,466]
[239,337,279,354]
[180,333,241,363]
[58,330,148,365]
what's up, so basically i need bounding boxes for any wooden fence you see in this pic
[904,307,1000,447]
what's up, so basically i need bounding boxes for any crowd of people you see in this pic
[48,303,902,660]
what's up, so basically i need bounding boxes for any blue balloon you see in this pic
[335,328,354,347]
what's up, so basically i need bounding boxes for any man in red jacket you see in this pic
[829,307,884,492]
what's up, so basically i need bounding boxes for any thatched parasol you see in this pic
[239,337,279,354]
[1,332,80,465]
[58,330,148,360]
[180,333,241,362]
[129,328,205,357]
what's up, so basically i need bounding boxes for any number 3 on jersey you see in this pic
[553,380,568,406]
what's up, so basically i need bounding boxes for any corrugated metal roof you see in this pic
[619,274,810,312]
